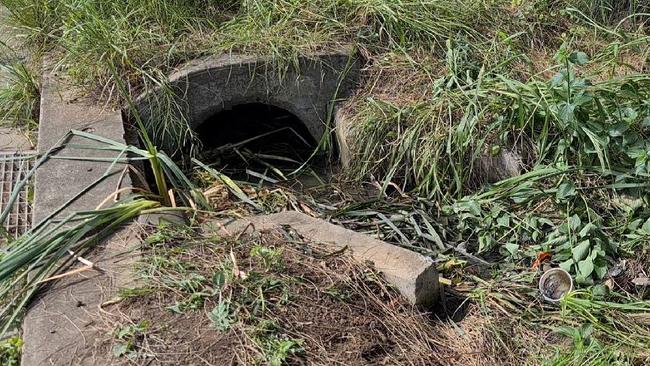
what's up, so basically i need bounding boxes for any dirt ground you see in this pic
[90,226,452,365]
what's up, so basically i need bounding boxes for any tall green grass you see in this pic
[347,39,650,198]
[0,62,39,129]
[0,0,573,156]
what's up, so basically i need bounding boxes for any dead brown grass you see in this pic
[433,307,559,366]
[91,226,453,365]
[83,219,589,366]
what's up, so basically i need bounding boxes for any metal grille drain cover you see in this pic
[0,151,35,239]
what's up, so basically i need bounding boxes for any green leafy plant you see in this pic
[250,245,284,271]
[0,336,22,366]
[251,320,304,366]
[113,321,150,359]
[209,296,233,332]
[549,214,613,284]
[260,336,304,366]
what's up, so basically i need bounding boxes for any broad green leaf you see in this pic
[496,215,510,227]
[556,182,576,201]
[504,242,519,256]
[572,240,591,262]
[578,258,594,278]
[557,102,576,127]
[642,218,650,234]
[568,215,582,231]
[569,51,589,65]
[573,93,593,107]
[578,223,596,238]
[594,264,608,279]
[559,259,573,272]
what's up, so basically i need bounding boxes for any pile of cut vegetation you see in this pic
[92,224,442,365]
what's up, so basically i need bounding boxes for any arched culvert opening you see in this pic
[133,51,360,185]
[196,103,319,182]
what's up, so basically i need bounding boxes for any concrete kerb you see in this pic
[21,70,139,366]
[205,211,440,307]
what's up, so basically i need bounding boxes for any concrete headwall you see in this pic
[135,50,359,147]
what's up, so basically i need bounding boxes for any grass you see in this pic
[2,0,638,155]
[0,61,39,130]
[0,0,648,364]
[86,217,650,365]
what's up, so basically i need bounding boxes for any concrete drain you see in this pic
[0,151,34,239]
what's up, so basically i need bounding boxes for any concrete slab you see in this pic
[22,71,136,365]
[206,211,440,307]
[21,224,142,366]
[32,73,131,224]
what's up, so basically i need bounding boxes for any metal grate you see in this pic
[0,151,35,239]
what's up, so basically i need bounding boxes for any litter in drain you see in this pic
[0,151,35,239]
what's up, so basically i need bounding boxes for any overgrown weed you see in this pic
[0,61,39,130]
